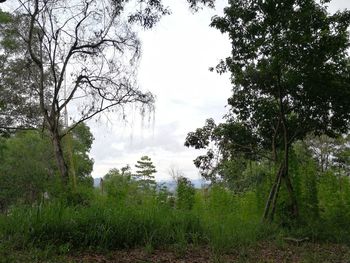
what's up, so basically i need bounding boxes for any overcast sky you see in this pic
[88,0,350,181]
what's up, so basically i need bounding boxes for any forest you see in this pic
[0,0,350,262]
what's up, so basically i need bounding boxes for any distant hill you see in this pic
[93,177,209,190]
[158,178,208,191]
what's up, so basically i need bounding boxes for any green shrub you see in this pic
[176,177,195,210]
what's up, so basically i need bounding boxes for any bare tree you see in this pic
[1,0,215,185]
[4,0,163,184]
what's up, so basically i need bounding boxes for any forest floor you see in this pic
[1,242,350,263]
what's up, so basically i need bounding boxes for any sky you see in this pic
[88,0,232,181]
[87,0,350,181]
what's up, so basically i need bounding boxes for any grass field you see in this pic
[1,186,350,262]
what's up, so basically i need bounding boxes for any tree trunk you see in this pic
[67,132,77,190]
[51,129,69,185]
[263,118,282,222]
[278,76,299,219]
[262,163,282,221]
[269,166,282,222]
[281,123,299,219]
[263,146,298,221]
[263,74,299,221]
[284,173,299,218]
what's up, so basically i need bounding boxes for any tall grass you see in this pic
[0,202,201,250]
[4,181,349,254]
[0,187,273,252]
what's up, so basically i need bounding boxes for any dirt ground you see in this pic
[68,242,350,263]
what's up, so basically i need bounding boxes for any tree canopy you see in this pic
[134,155,157,188]
[186,0,350,221]
[0,123,94,211]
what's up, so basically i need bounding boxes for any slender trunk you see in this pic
[263,69,299,221]
[284,172,298,218]
[262,117,282,222]
[281,114,299,219]
[272,118,281,163]
[277,70,299,219]
[262,163,282,221]
[51,129,69,185]
[67,132,77,190]
[269,165,283,222]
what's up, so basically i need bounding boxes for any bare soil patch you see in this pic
[68,242,350,262]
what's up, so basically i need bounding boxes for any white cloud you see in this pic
[89,0,350,181]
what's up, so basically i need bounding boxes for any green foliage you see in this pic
[134,156,157,189]
[0,184,275,253]
[103,167,140,204]
[186,0,350,222]
[2,0,350,256]
[0,9,23,52]
[206,185,234,215]
[0,131,56,211]
[198,185,275,252]
[63,123,94,186]
[156,183,173,205]
[306,134,350,175]
[0,125,94,211]
[210,0,350,140]
[0,199,203,250]
[288,142,320,222]
[315,171,350,241]
[63,184,95,207]
[3,168,350,255]
[176,177,195,210]
[0,9,44,131]
[270,139,350,240]
[0,10,12,24]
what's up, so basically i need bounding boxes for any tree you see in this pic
[0,0,217,186]
[103,166,138,202]
[0,9,43,133]
[185,118,268,195]
[187,0,350,221]
[134,156,157,189]
[305,134,350,176]
[0,123,95,211]
[278,140,319,222]
[63,123,94,186]
[176,176,195,210]
[0,131,56,211]
[1,0,161,185]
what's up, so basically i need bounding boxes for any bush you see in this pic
[176,177,195,210]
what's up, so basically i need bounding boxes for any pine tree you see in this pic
[134,156,157,189]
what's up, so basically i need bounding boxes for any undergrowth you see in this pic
[0,187,274,253]
[1,183,349,256]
